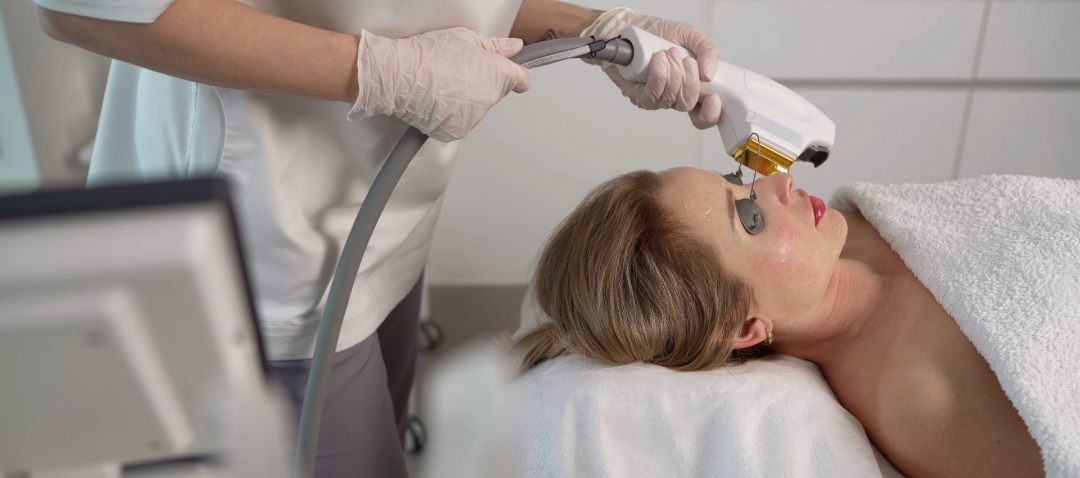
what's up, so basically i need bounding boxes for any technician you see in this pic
[34,0,723,476]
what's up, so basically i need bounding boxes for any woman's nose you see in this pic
[763,173,795,206]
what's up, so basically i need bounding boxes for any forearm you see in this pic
[510,0,602,44]
[35,0,359,103]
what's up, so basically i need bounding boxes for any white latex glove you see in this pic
[582,8,723,129]
[348,27,532,142]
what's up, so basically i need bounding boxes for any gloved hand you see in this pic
[348,27,532,142]
[582,8,722,129]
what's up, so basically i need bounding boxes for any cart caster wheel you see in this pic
[403,416,427,455]
[418,320,443,353]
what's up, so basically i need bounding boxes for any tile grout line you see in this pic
[777,79,1080,90]
[951,0,994,181]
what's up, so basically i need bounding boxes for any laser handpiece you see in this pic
[613,25,836,177]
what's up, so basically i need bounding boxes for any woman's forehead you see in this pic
[658,168,741,234]
[660,167,729,203]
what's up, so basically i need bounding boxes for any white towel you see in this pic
[512,292,890,477]
[833,175,1080,478]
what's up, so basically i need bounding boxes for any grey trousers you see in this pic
[269,274,422,478]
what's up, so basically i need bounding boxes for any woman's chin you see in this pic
[824,209,848,249]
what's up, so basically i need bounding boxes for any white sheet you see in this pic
[512,291,891,477]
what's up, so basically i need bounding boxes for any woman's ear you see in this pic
[732,317,772,349]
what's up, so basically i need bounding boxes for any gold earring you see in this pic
[763,329,773,346]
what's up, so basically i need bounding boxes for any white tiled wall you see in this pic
[430,0,1080,284]
[978,1,1080,81]
[709,1,985,80]
[959,89,1080,179]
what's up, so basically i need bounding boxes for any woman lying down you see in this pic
[511,168,1080,477]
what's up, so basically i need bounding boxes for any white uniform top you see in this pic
[34,0,523,360]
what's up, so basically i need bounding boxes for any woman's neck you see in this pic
[773,258,902,369]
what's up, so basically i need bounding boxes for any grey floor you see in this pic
[416,284,528,383]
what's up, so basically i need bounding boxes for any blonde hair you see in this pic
[511,170,769,372]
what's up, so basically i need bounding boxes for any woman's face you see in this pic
[658,167,847,322]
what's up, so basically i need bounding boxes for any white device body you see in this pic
[0,201,283,477]
[617,26,835,166]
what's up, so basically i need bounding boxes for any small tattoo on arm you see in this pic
[536,29,559,43]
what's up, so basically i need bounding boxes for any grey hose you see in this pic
[293,36,634,478]
[512,36,633,68]
[293,126,428,478]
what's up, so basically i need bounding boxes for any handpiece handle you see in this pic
[614,25,733,110]
[615,25,697,83]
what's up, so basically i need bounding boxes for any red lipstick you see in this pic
[810,196,826,227]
